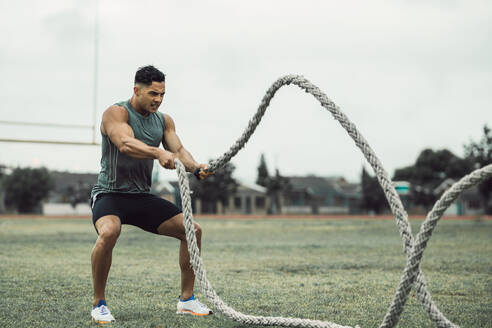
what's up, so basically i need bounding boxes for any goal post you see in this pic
[0,120,100,146]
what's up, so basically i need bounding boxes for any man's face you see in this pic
[134,81,165,113]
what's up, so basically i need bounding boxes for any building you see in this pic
[224,182,269,215]
[192,182,269,215]
[186,175,362,216]
[283,176,361,215]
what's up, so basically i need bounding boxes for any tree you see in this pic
[256,153,270,187]
[267,168,291,214]
[3,167,54,213]
[464,124,492,213]
[0,165,6,179]
[191,162,238,213]
[0,165,6,213]
[393,148,472,209]
[254,154,290,214]
[361,167,388,214]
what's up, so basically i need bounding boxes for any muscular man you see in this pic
[90,65,213,324]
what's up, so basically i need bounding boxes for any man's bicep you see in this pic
[102,107,133,147]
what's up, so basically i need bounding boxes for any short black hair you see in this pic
[134,65,165,85]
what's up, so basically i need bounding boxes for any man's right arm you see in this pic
[102,106,175,167]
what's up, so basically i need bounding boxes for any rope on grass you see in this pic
[176,159,356,328]
[173,74,492,328]
[380,164,492,328]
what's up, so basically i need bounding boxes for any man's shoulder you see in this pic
[104,104,129,119]
[162,113,175,129]
[109,100,129,113]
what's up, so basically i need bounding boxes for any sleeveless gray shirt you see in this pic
[91,100,165,199]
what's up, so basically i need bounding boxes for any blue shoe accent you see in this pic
[93,299,107,309]
[180,294,195,302]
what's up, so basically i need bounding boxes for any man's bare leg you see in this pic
[157,213,202,300]
[91,215,121,306]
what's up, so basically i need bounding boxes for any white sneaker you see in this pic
[176,295,213,316]
[91,300,115,324]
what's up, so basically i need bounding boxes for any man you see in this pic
[90,65,213,324]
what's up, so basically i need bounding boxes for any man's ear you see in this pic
[133,85,140,96]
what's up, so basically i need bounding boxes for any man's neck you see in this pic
[130,96,149,116]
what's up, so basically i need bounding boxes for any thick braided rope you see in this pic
[176,159,356,328]
[173,75,487,327]
[381,164,492,327]
[206,75,448,326]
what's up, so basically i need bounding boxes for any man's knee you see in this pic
[96,216,121,247]
[157,213,202,241]
[179,221,202,241]
[99,227,120,245]
[194,222,202,239]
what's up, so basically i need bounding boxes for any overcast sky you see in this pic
[0,0,490,184]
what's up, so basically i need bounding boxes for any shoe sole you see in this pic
[92,318,115,324]
[176,309,212,316]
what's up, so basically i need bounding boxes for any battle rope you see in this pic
[173,75,492,328]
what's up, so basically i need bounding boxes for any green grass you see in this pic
[0,217,491,328]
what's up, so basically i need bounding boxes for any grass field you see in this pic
[0,217,491,328]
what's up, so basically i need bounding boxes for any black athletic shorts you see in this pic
[91,193,182,234]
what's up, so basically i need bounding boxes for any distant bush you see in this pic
[3,167,54,213]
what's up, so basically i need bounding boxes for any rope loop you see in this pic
[174,75,492,328]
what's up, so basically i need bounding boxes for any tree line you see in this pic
[1,125,490,214]
[361,125,492,214]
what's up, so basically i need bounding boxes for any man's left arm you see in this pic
[162,114,213,179]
